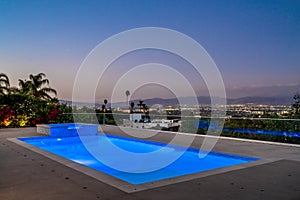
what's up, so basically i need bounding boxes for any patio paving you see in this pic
[1,127,300,200]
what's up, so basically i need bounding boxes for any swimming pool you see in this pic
[18,134,259,184]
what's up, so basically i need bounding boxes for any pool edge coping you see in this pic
[7,137,279,193]
[102,125,300,148]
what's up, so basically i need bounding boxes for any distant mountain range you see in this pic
[60,96,293,108]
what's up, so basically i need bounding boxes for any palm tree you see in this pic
[0,73,10,94]
[18,73,57,100]
[0,73,21,94]
[130,101,135,113]
[18,79,31,95]
[125,90,130,108]
[103,99,108,112]
[137,100,145,113]
[102,99,108,125]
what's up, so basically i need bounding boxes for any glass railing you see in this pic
[62,112,300,144]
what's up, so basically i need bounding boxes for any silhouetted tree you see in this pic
[103,99,108,112]
[0,73,19,94]
[0,73,10,94]
[18,73,57,100]
[137,100,143,112]
[130,101,135,113]
[18,79,32,95]
[101,104,106,112]
[292,92,300,118]
[125,90,130,107]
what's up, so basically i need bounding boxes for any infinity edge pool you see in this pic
[9,133,268,193]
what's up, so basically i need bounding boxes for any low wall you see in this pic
[36,123,98,137]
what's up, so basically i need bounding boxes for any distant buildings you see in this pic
[114,102,292,118]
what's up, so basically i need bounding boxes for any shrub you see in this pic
[0,94,73,128]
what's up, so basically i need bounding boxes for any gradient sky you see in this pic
[0,0,299,102]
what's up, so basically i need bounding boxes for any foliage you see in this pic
[194,117,300,144]
[221,130,300,144]
[0,93,73,128]
[292,92,300,118]
[71,103,116,125]
[17,73,57,100]
[0,73,72,128]
[0,73,10,94]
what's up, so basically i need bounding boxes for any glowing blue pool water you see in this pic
[19,134,259,184]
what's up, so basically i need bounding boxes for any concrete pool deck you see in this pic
[1,127,300,199]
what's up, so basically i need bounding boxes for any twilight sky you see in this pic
[0,0,299,102]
